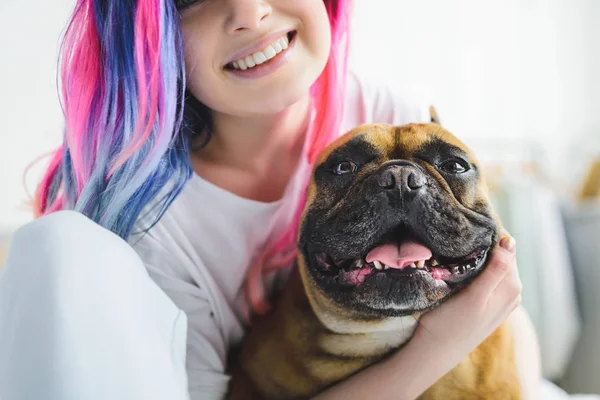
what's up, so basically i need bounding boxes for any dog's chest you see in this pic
[320,316,418,357]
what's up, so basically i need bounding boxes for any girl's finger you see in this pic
[464,236,517,302]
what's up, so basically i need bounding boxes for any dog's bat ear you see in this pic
[429,105,441,125]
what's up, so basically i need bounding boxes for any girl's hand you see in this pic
[414,233,522,361]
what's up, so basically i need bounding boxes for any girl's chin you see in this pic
[229,98,309,119]
[223,82,313,117]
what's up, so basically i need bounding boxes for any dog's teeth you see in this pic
[452,266,460,274]
[430,259,439,267]
[384,265,390,270]
[416,260,425,269]
[409,263,417,269]
[374,261,383,270]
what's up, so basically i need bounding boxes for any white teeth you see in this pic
[384,265,390,270]
[409,263,417,269]
[280,36,289,49]
[374,261,383,270]
[416,260,425,269]
[253,52,268,65]
[244,55,256,68]
[263,45,277,59]
[430,259,439,267]
[230,35,290,70]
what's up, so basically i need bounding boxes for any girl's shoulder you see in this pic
[341,71,433,133]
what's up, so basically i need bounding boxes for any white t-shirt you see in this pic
[129,72,431,399]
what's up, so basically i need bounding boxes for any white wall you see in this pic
[1,0,599,235]
[0,1,73,235]
[349,0,600,181]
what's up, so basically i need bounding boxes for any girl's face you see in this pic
[178,0,332,118]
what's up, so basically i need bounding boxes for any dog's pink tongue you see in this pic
[366,240,432,269]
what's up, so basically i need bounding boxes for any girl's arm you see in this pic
[313,235,522,400]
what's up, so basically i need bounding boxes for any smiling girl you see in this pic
[0,1,531,399]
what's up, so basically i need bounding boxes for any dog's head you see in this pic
[298,123,499,331]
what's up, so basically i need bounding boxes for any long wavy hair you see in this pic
[35,0,352,317]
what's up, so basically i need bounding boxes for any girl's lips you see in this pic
[224,32,297,80]
[225,28,295,66]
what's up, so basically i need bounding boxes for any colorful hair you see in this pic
[245,0,352,316]
[36,0,351,318]
[35,0,191,237]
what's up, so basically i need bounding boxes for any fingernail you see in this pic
[499,236,516,253]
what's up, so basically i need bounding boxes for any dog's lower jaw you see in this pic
[302,270,422,357]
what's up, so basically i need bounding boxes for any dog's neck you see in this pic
[311,296,420,335]
[289,268,420,359]
[310,289,419,358]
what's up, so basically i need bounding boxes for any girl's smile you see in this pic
[224,30,298,80]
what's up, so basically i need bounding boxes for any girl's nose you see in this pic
[226,0,273,34]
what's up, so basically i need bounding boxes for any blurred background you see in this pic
[1,0,599,395]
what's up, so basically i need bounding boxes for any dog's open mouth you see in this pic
[312,239,490,287]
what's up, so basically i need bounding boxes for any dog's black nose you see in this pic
[377,164,426,191]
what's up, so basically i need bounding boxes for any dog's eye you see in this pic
[332,161,357,175]
[439,159,469,174]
